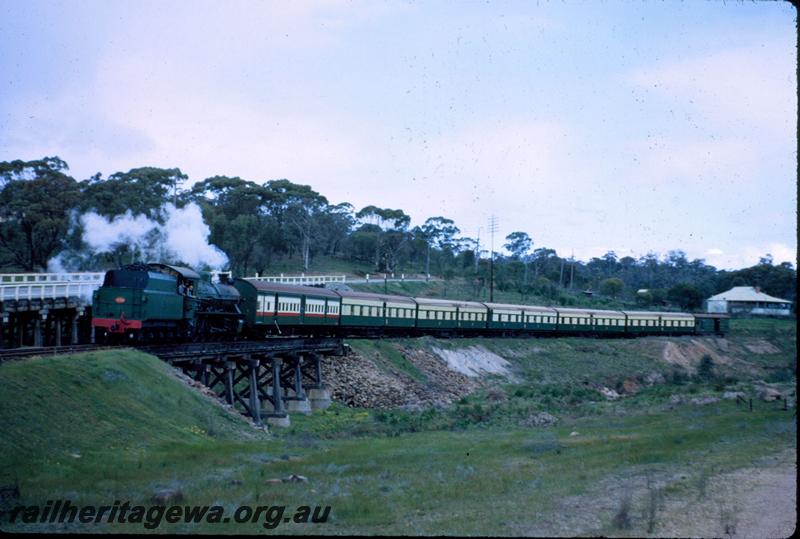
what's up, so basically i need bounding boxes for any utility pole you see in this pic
[488,216,498,302]
[569,251,575,290]
[474,227,482,274]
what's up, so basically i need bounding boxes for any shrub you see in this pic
[697,355,715,381]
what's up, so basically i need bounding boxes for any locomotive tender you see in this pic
[92,263,728,342]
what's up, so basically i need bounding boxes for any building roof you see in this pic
[707,286,791,304]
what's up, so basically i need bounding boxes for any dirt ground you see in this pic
[521,448,797,537]
[656,448,796,538]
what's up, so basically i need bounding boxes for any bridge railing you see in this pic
[0,272,105,284]
[247,273,347,286]
[0,273,104,302]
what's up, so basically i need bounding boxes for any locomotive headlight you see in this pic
[115,297,126,304]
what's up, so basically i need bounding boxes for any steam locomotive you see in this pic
[92,263,243,342]
[91,263,728,343]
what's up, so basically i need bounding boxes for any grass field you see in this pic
[0,321,795,535]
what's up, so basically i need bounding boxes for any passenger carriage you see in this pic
[484,303,559,333]
[484,302,525,331]
[520,305,559,332]
[554,307,595,333]
[414,297,462,331]
[660,312,697,335]
[413,297,487,332]
[584,308,627,335]
[336,290,417,330]
[621,310,662,335]
[233,280,341,335]
[693,313,730,335]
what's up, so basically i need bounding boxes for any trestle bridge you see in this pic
[1,272,355,428]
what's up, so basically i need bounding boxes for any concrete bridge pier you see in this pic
[262,356,291,428]
[33,310,47,347]
[71,309,82,345]
[303,352,332,410]
[284,354,312,414]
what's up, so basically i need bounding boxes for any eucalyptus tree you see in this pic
[190,176,279,276]
[355,206,411,272]
[0,157,81,271]
[81,166,188,222]
[421,216,460,276]
[504,231,533,287]
[264,180,329,271]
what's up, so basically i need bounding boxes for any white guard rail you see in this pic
[247,273,347,286]
[0,272,105,301]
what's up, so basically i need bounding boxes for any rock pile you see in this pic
[321,345,480,409]
[521,411,559,427]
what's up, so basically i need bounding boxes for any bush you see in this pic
[522,432,562,456]
[696,355,715,381]
[669,369,689,385]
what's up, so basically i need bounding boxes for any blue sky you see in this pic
[1,0,796,269]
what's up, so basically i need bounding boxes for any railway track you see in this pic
[0,344,113,363]
[0,338,348,365]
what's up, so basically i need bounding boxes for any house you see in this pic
[706,286,792,317]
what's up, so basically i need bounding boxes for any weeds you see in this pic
[612,491,632,530]
[718,502,739,539]
[522,432,562,456]
[644,472,662,534]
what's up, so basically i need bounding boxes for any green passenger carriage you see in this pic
[693,313,730,335]
[233,280,341,336]
[337,290,417,330]
[554,307,595,333]
[413,298,487,331]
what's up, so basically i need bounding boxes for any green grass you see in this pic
[0,350,265,484]
[251,255,375,278]
[2,392,794,534]
[730,317,796,335]
[1,326,795,534]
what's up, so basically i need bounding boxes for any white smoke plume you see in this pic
[81,203,228,269]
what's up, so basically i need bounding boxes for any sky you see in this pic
[0,0,796,270]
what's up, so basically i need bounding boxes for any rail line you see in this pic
[0,338,348,365]
[0,344,113,363]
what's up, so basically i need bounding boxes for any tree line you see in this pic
[0,157,795,311]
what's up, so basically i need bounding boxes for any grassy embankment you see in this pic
[0,319,795,534]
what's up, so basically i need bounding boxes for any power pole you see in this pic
[569,251,575,289]
[474,227,482,274]
[488,216,498,302]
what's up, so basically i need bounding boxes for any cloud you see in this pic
[629,41,796,139]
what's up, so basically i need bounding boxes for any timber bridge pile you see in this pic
[0,338,348,428]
